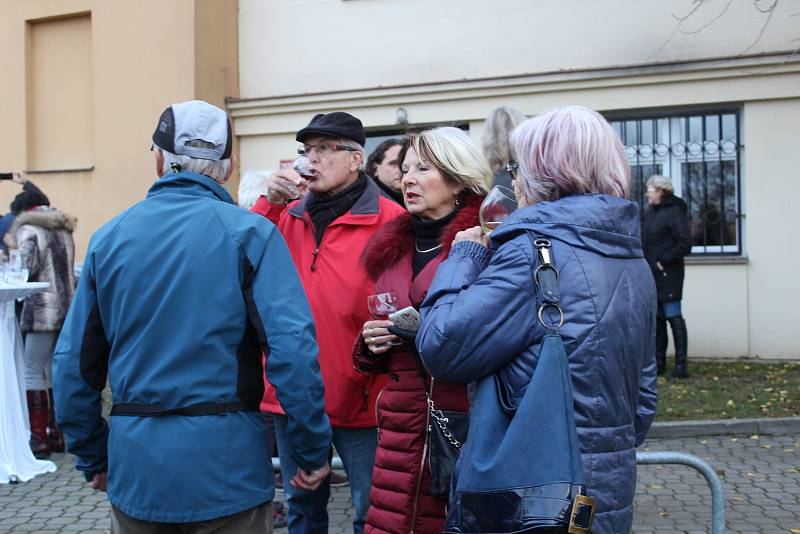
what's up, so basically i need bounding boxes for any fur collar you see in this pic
[9,208,77,246]
[361,193,482,281]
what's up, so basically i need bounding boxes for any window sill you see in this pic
[685,255,748,265]
[25,166,94,174]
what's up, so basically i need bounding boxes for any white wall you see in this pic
[239,0,799,97]
[742,99,800,358]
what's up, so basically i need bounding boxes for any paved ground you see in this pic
[1,432,798,533]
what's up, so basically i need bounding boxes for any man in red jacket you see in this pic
[252,112,404,534]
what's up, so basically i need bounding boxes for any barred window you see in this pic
[609,110,742,255]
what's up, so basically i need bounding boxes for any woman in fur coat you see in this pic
[9,179,76,458]
[353,127,489,534]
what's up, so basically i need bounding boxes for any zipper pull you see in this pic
[311,248,319,271]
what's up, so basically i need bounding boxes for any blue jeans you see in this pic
[274,414,377,534]
[657,299,683,319]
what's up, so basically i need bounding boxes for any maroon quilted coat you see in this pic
[353,195,480,534]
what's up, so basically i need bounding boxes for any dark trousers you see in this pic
[110,503,272,534]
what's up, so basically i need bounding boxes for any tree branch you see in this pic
[680,0,734,34]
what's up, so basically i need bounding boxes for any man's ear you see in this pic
[350,151,364,173]
[221,154,237,184]
[154,149,165,178]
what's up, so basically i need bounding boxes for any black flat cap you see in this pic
[296,112,365,147]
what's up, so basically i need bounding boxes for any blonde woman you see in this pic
[354,127,489,534]
[482,106,526,189]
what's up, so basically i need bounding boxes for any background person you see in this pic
[1,173,50,254]
[417,106,658,534]
[6,172,74,459]
[642,174,693,378]
[365,138,404,206]
[354,127,488,534]
[238,169,272,210]
[54,100,331,533]
[481,106,526,189]
[252,111,405,534]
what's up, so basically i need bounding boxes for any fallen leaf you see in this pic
[647,483,662,489]
[750,434,760,440]
[659,512,669,518]
[730,438,738,442]
[760,444,772,449]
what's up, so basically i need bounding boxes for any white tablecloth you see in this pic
[0,283,57,483]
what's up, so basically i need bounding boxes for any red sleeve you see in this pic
[251,195,286,226]
[352,333,390,374]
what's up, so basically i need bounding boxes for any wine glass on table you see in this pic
[367,291,401,346]
[479,185,518,235]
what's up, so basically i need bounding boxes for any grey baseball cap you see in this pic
[152,100,233,160]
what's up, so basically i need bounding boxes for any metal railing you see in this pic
[636,451,726,534]
[274,452,726,533]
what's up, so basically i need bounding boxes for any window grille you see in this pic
[608,110,742,255]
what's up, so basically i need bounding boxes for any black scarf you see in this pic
[411,208,459,277]
[306,174,368,244]
[372,176,405,206]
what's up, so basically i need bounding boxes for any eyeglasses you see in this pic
[298,142,357,156]
[505,161,520,179]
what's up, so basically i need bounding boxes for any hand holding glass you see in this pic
[479,185,518,235]
[367,292,401,347]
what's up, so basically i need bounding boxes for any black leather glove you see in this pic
[387,324,419,355]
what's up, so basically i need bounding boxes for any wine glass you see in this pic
[479,185,518,235]
[287,156,312,200]
[367,292,399,320]
[367,291,401,346]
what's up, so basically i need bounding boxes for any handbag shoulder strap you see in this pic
[524,232,564,333]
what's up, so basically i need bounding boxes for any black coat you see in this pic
[641,194,692,301]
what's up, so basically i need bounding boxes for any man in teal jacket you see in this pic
[53,100,331,532]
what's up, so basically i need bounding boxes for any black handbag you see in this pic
[390,322,469,499]
[425,379,469,499]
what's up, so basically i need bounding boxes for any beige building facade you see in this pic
[0,0,239,257]
[230,0,800,360]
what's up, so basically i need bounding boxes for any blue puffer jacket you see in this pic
[53,172,331,522]
[418,194,658,533]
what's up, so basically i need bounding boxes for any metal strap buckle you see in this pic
[567,494,596,534]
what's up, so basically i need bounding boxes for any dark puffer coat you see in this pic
[641,194,692,301]
[353,196,480,534]
[417,194,658,534]
[10,207,76,333]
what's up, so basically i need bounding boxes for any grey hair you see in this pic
[238,170,272,209]
[482,106,527,174]
[334,138,366,171]
[156,144,232,183]
[646,174,674,193]
[511,105,629,204]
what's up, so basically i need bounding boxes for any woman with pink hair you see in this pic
[417,105,658,533]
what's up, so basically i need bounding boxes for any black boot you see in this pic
[668,316,689,379]
[655,317,667,376]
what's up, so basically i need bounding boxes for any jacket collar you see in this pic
[147,171,236,205]
[288,172,381,219]
[492,194,644,259]
[361,193,482,281]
